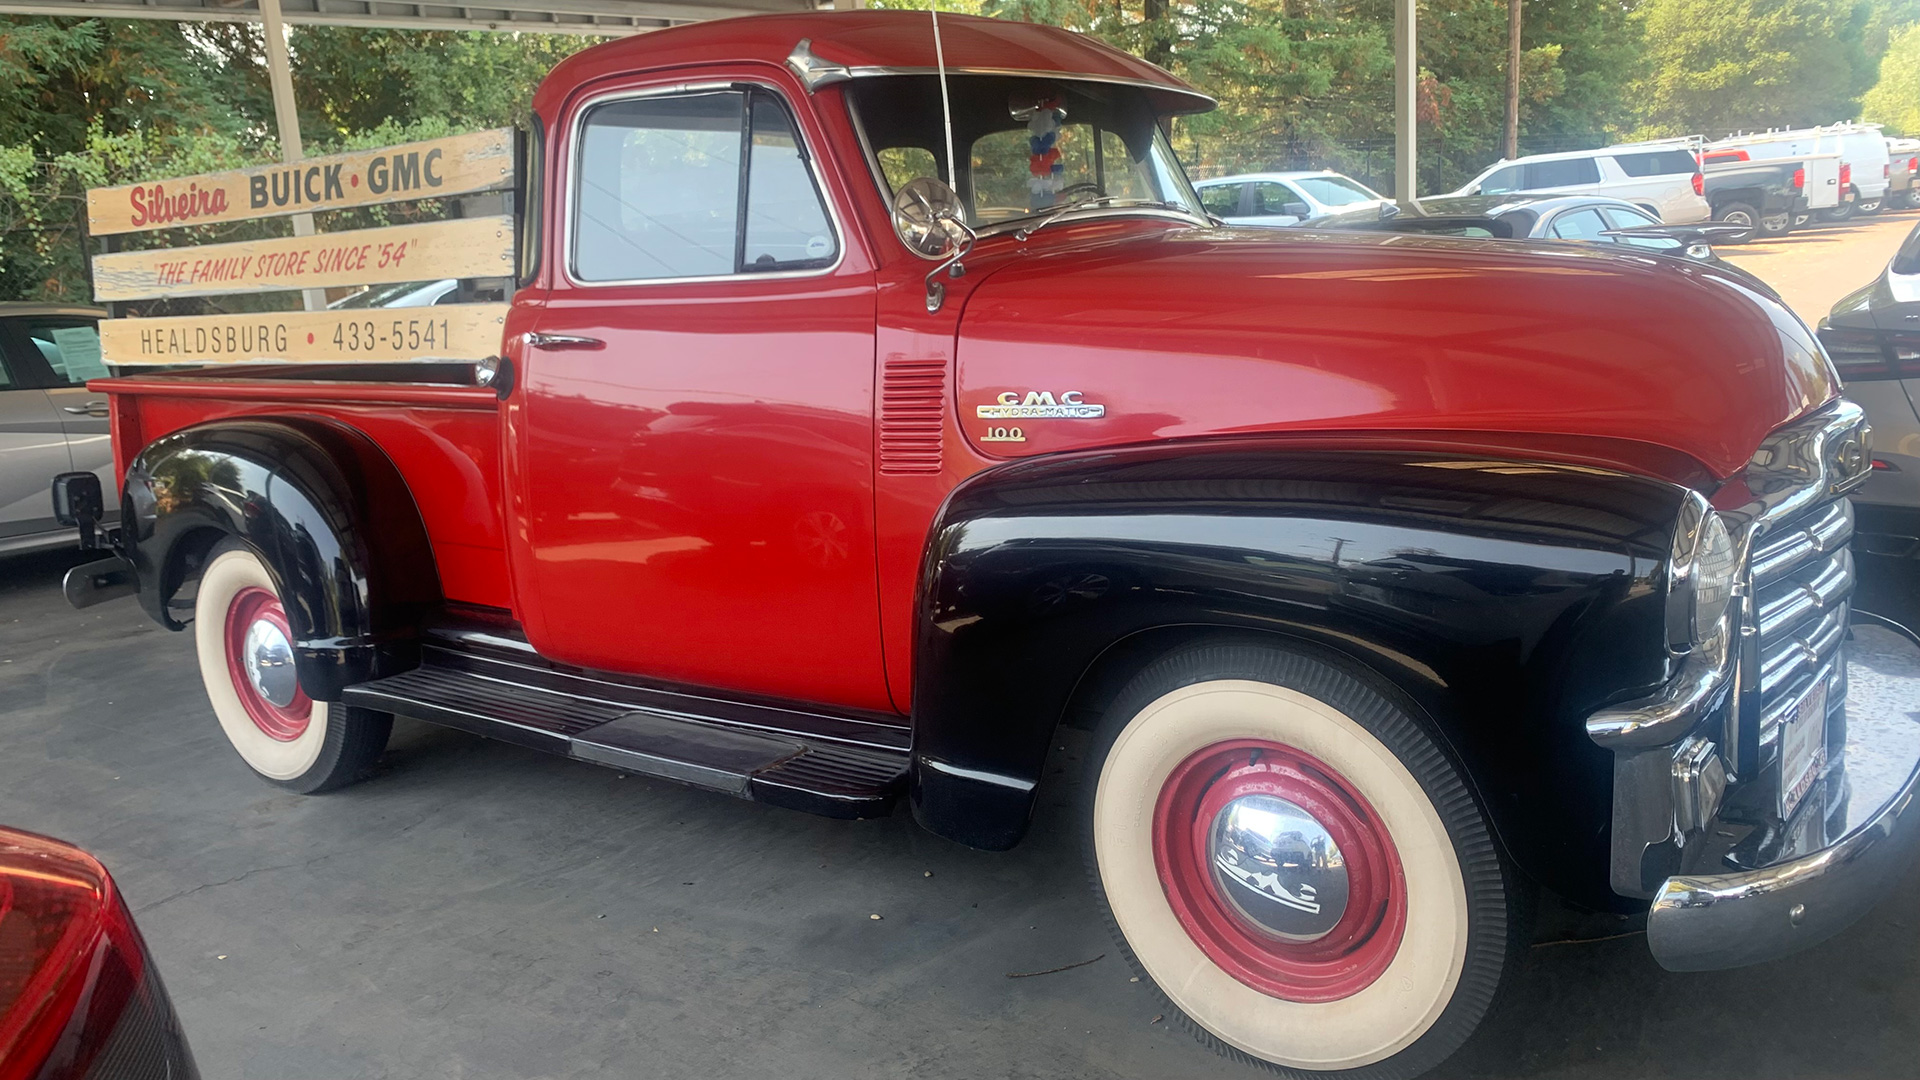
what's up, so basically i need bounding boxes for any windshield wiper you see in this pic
[1013,196,1187,240]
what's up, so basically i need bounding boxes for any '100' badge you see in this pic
[976,390,1105,419]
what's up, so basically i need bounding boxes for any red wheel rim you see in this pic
[1152,740,1407,1003]
[223,586,312,742]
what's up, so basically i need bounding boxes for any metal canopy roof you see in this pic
[0,0,829,36]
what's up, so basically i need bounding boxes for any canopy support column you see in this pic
[1394,0,1417,204]
[260,0,325,312]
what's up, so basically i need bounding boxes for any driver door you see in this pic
[509,78,890,713]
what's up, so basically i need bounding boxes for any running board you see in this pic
[341,653,907,819]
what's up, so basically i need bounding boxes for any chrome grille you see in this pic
[1748,498,1853,753]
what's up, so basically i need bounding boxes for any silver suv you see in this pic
[0,304,112,555]
[1452,142,1712,223]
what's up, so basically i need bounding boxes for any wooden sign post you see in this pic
[89,129,518,367]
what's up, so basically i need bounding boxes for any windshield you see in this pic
[846,75,1205,229]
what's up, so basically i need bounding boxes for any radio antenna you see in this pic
[931,6,957,192]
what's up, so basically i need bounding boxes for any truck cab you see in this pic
[55,12,1920,1079]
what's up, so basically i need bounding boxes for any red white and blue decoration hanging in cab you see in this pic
[1023,94,1067,209]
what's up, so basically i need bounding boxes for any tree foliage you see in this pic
[1864,20,1920,132]
[1634,0,1870,136]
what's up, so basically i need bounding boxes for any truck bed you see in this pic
[96,364,510,611]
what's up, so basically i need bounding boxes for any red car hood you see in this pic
[954,226,1835,483]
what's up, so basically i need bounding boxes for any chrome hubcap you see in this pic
[1207,794,1349,942]
[242,618,299,708]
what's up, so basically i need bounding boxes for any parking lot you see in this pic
[1720,211,1917,325]
[3,212,1920,1080]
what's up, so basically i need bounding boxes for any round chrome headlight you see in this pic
[1691,512,1736,644]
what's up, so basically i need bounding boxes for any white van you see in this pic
[1710,124,1891,219]
[1450,140,1711,223]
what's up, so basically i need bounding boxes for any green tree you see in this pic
[1635,0,1869,136]
[1863,19,1920,132]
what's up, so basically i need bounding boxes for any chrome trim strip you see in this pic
[559,79,849,290]
[1588,638,1732,749]
[841,64,1217,113]
[1760,608,1848,703]
[1751,499,1851,588]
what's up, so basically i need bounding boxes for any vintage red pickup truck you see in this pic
[46,11,1920,1077]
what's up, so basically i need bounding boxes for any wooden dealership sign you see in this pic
[87,129,516,235]
[93,216,514,301]
[88,129,517,366]
[100,306,510,365]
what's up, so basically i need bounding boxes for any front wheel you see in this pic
[1085,642,1522,1078]
[1859,197,1885,215]
[194,540,392,793]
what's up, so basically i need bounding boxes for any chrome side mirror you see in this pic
[892,176,968,259]
[891,177,975,312]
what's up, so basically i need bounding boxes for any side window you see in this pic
[1600,206,1680,251]
[518,120,543,286]
[571,88,837,283]
[1548,208,1611,241]
[1479,165,1522,194]
[877,146,938,196]
[743,95,837,270]
[1613,150,1698,177]
[1894,222,1920,275]
[1250,182,1300,216]
[1199,183,1242,217]
[1099,130,1154,201]
[0,348,15,389]
[1601,206,1659,229]
[1526,157,1602,188]
[16,320,106,385]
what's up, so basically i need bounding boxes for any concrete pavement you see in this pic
[1719,210,1915,326]
[5,544,1920,1080]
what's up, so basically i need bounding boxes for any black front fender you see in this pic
[910,442,1688,909]
[122,419,440,700]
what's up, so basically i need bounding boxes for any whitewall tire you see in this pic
[1085,641,1521,1079]
[193,540,392,793]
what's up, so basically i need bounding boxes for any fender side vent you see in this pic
[880,355,946,474]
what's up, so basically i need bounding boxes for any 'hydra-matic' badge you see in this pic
[976,390,1105,420]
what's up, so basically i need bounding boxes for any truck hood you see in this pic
[954,226,1835,483]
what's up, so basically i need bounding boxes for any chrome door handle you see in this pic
[524,332,604,351]
[62,402,109,416]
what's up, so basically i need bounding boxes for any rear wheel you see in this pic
[1714,201,1759,243]
[1859,197,1885,215]
[1084,642,1521,1078]
[1757,211,1792,238]
[1820,201,1857,223]
[193,539,391,793]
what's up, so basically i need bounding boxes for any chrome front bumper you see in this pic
[1646,614,1920,971]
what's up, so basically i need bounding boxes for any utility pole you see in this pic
[1394,0,1417,203]
[1504,0,1521,160]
